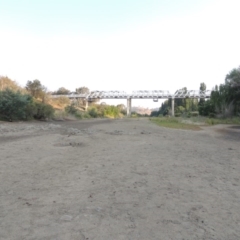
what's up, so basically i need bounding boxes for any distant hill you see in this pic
[132,106,157,115]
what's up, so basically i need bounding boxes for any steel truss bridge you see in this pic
[52,90,211,116]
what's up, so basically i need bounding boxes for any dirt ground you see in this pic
[0,118,240,240]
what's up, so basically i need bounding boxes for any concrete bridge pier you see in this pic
[85,99,88,111]
[171,98,175,116]
[127,98,132,117]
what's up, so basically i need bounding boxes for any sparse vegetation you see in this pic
[63,103,124,119]
[205,117,240,125]
[150,117,202,130]
[1,65,239,123]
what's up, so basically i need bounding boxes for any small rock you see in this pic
[60,215,73,221]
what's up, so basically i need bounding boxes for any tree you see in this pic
[225,67,240,111]
[150,111,159,117]
[200,82,207,92]
[55,87,70,95]
[0,76,23,92]
[199,67,240,117]
[74,86,90,107]
[198,82,207,114]
[117,104,126,115]
[26,80,46,101]
[225,67,240,87]
[75,87,90,94]
[159,100,170,116]
[174,87,187,111]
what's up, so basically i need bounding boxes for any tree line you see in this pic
[151,66,240,118]
[0,77,127,121]
[0,78,55,121]
[1,66,239,121]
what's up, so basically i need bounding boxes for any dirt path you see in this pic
[0,118,240,240]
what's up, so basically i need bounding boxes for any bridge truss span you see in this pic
[131,90,172,99]
[173,90,211,99]
[51,89,211,117]
[52,90,211,99]
[88,91,128,99]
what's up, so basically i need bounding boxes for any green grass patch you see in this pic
[205,117,240,125]
[150,117,202,131]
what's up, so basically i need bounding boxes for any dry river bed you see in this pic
[0,118,240,240]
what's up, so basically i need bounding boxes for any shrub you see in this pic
[175,113,181,117]
[65,104,78,115]
[83,112,91,119]
[209,112,216,118]
[150,111,159,117]
[103,105,120,118]
[88,107,98,118]
[206,118,215,125]
[0,89,33,121]
[75,111,83,119]
[33,102,55,120]
[190,111,199,117]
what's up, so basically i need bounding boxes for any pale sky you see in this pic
[0,0,240,108]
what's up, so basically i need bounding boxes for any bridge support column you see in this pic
[85,99,88,111]
[171,98,175,116]
[127,98,132,117]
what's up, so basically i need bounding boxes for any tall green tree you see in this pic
[225,67,240,87]
[200,82,207,91]
[225,67,240,108]
[158,100,170,115]
[198,82,207,115]
[199,67,240,117]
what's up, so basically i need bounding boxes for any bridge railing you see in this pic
[51,90,211,99]
[173,90,211,98]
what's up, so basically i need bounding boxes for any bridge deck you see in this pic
[51,90,211,99]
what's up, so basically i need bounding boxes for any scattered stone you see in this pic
[60,215,73,221]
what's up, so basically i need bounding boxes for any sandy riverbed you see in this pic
[0,118,240,240]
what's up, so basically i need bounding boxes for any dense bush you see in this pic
[75,111,83,119]
[198,100,215,116]
[84,105,122,118]
[150,111,159,117]
[88,107,98,118]
[65,104,78,115]
[103,105,120,118]
[208,112,216,118]
[0,89,54,121]
[190,111,199,117]
[33,102,55,120]
[0,89,33,121]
